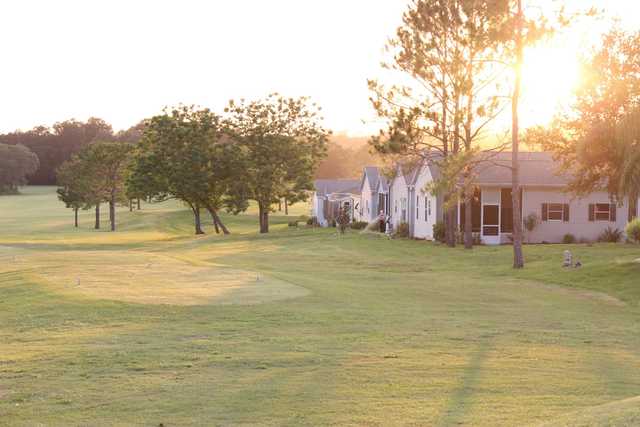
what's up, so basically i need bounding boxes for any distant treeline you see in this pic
[315,135,385,179]
[0,118,144,185]
[1,120,380,185]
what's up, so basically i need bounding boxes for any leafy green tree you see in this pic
[56,158,87,227]
[132,106,241,235]
[89,142,132,231]
[224,94,329,233]
[0,143,39,194]
[56,152,103,229]
[66,142,132,231]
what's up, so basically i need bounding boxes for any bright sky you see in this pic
[0,1,638,136]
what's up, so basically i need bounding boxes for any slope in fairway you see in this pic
[1,187,640,426]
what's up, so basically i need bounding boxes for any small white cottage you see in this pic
[311,179,361,226]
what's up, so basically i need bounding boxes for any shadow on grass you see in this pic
[437,339,492,427]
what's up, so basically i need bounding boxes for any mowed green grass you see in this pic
[1,187,640,426]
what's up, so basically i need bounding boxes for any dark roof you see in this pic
[473,152,569,186]
[314,179,360,196]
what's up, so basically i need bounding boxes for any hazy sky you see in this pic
[0,1,638,136]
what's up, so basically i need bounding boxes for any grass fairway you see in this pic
[1,187,640,426]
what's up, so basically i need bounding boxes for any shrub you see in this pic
[524,213,540,243]
[433,222,446,243]
[562,233,576,244]
[395,222,410,238]
[330,219,337,228]
[598,226,623,243]
[298,215,309,223]
[288,221,298,227]
[524,213,540,233]
[307,216,318,226]
[350,221,368,230]
[626,218,640,243]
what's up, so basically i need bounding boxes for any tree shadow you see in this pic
[437,339,492,426]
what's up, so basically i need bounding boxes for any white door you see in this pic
[482,204,500,245]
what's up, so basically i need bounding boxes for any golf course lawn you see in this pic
[1,186,640,426]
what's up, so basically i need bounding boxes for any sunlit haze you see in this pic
[1,0,638,136]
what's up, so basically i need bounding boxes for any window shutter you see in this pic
[563,204,570,222]
[588,204,595,222]
[542,203,548,221]
[610,204,617,222]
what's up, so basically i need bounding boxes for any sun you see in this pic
[520,41,582,127]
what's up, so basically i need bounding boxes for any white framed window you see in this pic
[595,203,612,221]
[542,203,569,222]
[395,200,398,213]
[548,203,564,221]
[366,200,369,214]
[428,199,432,218]
[416,196,419,219]
[424,197,428,221]
[401,198,407,223]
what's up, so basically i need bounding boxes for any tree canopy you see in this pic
[56,141,132,231]
[0,143,40,194]
[224,94,330,233]
[131,106,239,235]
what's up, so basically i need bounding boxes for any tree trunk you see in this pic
[512,0,525,269]
[95,203,100,229]
[446,204,457,247]
[464,198,473,249]
[129,199,133,212]
[74,208,79,228]
[284,198,288,215]
[109,197,116,232]
[137,198,141,210]
[213,216,220,234]
[278,199,282,211]
[464,51,475,250]
[192,204,205,235]
[258,202,269,233]
[207,207,230,235]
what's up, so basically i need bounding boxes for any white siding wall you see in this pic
[413,166,438,239]
[390,173,408,229]
[522,188,631,243]
[360,178,374,223]
[312,194,326,226]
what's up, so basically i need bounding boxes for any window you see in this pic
[366,200,369,214]
[589,203,616,222]
[425,197,429,221]
[416,196,420,219]
[542,203,570,222]
[401,198,407,223]
[394,200,397,213]
[548,203,564,221]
